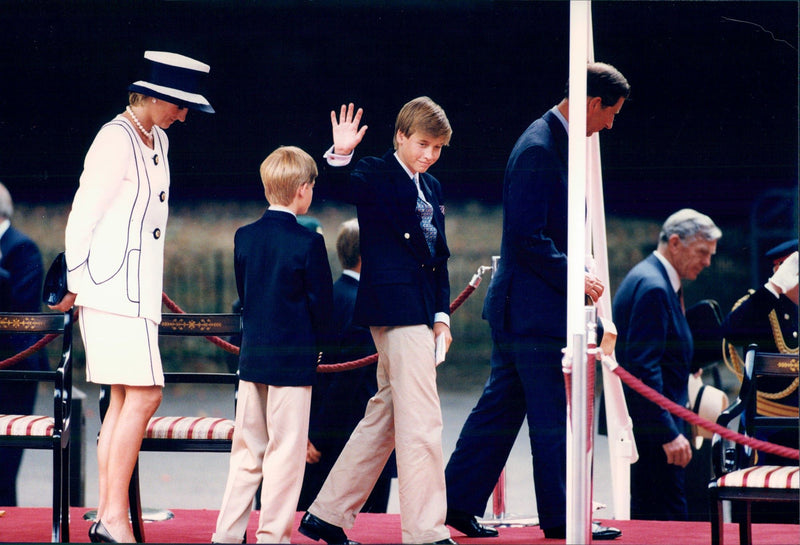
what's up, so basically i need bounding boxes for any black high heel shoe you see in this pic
[88,521,99,543]
[88,521,118,543]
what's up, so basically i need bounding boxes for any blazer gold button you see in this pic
[404,233,410,239]
[153,228,161,239]
[159,191,166,202]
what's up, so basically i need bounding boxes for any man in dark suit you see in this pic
[613,209,722,521]
[299,218,396,513]
[0,181,48,506]
[299,98,455,544]
[443,62,629,541]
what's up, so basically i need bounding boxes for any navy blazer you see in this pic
[613,253,694,444]
[325,150,450,328]
[234,210,333,386]
[483,109,569,338]
[0,225,47,372]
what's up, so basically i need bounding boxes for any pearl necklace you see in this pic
[126,106,153,140]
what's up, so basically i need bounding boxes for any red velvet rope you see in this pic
[162,281,480,373]
[611,361,800,461]
[0,333,60,370]
[0,279,481,373]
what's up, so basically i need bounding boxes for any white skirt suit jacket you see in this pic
[65,116,170,324]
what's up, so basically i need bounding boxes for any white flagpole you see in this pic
[583,9,639,522]
[567,1,591,543]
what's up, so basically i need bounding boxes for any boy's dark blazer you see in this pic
[234,209,333,386]
[326,150,450,328]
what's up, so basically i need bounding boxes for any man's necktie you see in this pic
[415,187,437,256]
[677,287,685,315]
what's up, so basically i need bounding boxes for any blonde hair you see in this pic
[128,92,149,106]
[259,146,318,206]
[393,96,452,150]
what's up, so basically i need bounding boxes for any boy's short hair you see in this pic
[393,96,452,150]
[259,146,318,206]
[336,218,360,270]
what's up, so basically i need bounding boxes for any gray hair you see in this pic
[0,182,13,220]
[658,208,721,245]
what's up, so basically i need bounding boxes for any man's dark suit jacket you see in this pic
[613,253,694,444]
[0,226,47,369]
[326,150,450,328]
[233,210,333,386]
[482,109,569,338]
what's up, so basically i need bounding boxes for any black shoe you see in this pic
[592,521,621,540]
[445,509,498,538]
[433,540,457,544]
[88,521,118,543]
[299,512,360,545]
[542,522,621,540]
[542,524,566,539]
[88,522,99,543]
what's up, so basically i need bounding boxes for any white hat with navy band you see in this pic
[128,51,214,114]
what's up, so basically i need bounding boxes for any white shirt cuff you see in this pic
[323,145,353,167]
[434,312,450,327]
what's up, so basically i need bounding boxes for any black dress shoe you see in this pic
[445,509,498,538]
[299,512,360,545]
[88,521,118,543]
[433,539,457,544]
[592,521,621,540]
[542,522,621,540]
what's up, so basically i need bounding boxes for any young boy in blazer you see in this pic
[299,98,455,544]
[213,146,333,543]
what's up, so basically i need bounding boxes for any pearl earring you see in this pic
[152,98,157,103]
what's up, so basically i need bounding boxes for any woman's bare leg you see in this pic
[98,385,162,542]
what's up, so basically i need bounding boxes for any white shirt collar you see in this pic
[551,105,569,133]
[268,205,296,218]
[393,152,416,181]
[0,219,10,240]
[653,250,682,293]
[342,269,360,281]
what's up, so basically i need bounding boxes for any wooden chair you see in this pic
[0,312,74,542]
[99,312,240,543]
[708,345,799,545]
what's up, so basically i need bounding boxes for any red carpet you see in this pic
[1,508,798,544]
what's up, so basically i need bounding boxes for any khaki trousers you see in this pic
[310,324,450,543]
[212,381,311,543]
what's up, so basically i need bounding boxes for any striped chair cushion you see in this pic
[0,414,55,437]
[145,416,234,441]
[717,465,799,489]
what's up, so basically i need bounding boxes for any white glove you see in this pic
[769,251,799,294]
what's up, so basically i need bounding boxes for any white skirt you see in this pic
[79,307,164,386]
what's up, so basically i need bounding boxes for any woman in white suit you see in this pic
[49,50,214,543]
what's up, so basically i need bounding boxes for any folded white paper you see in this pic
[435,333,447,366]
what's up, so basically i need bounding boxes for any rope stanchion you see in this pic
[161,263,492,373]
[602,355,799,461]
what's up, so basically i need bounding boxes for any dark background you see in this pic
[0,0,797,221]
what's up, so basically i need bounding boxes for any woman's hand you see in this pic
[48,292,77,313]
